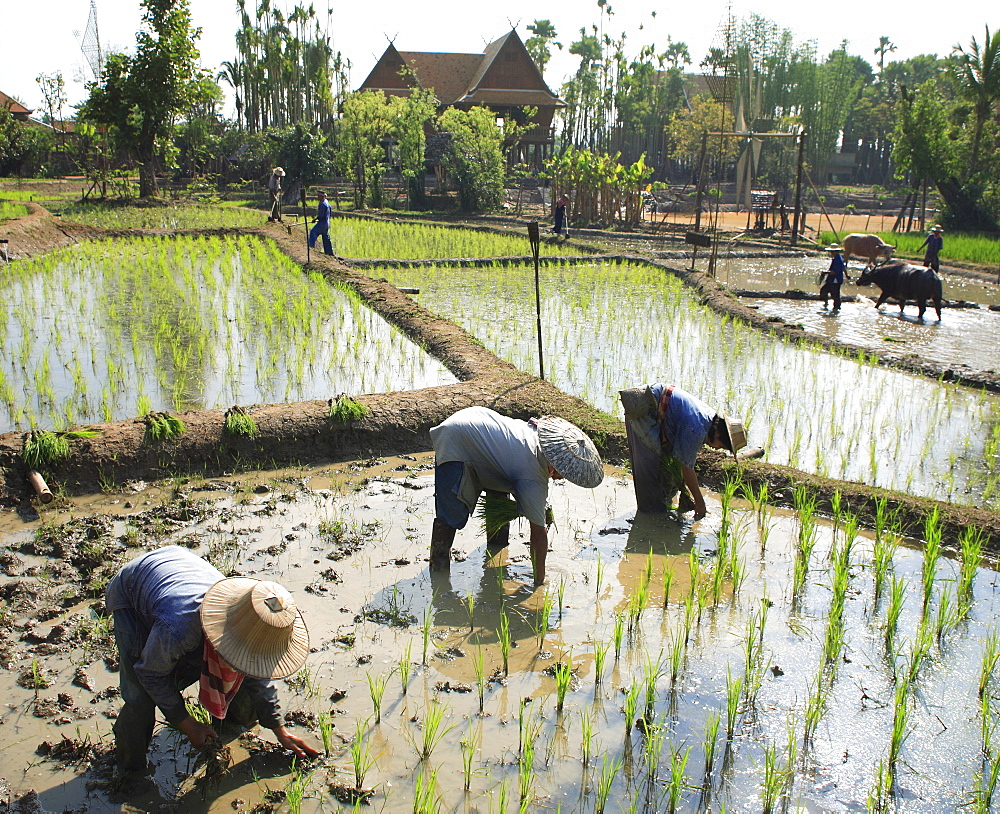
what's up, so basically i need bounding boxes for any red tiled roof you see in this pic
[0,90,32,116]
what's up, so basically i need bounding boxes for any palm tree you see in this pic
[951,25,1000,170]
[874,36,896,73]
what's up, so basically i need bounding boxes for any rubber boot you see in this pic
[430,518,456,569]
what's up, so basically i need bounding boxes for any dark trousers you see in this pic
[309,223,333,255]
[820,280,842,310]
[268,192,282,221]
[112,609,257,773]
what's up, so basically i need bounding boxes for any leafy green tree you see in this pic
[0,109,53,176]
[438,107,506,212]
[80,0,202,197]
[892,79,953,184]
[874,37,896,73]
[335,91,393,208]
[391,86,437,210]
[950,25,1000,171]
[525,20,560,74]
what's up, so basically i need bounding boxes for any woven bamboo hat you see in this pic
[272,167,285,177]
[536,416,604,488]
[931,224,943,232]
[200,578,309,679]
[718,414,748,458]
[825,244,843,252]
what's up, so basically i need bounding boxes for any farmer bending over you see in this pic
[106,546,319,777]
[429,406,603,585]
[620,385,747,519]
[309,190,334,256]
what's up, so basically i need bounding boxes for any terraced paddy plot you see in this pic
[0,235,455,432]
[60,201,264,229]
[0,201,29,220]
[377,261,1000,510]
[327,217,589,259]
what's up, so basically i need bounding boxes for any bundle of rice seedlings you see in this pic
[22,430,69,469]
[328,395,370,423]
[21,429,99,470]
[223,405,258,438]
[477,493,522,539]
[145,412,185,442]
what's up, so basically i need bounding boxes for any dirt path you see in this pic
[0,207,997,550]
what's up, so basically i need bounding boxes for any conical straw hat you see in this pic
[536,416,604,488]
[200,578,309,679]
[719,414,748,458]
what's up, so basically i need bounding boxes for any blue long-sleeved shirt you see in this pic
[106,546,282,728]
[315,198,332,228]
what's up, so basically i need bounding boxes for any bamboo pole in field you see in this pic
[301,189,310,264]
[527,222,545,380]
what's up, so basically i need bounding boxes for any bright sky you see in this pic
[2,0,993,117]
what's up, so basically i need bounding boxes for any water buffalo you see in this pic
[855,261,943,320]
[842,233,895,268]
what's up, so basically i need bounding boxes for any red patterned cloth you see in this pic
[199,640,245,720]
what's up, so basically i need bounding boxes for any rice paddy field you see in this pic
[60,201,265,230]
[819,230,1000,267]
[376,261,1000,511]
[325,218,587,260]
[3,456,1000,813]
[0,234,455,431]
[0,201,30,220]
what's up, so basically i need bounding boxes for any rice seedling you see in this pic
[348,718,378,795]
[557,576,568,621]
[421,605,433,666]
[702,711,721,785]
[885,574,906,654]
[641,650,664,721]
[473,644,487,714]
[534,590,554,650]
[760,738,784,814]
[980,630,999,700]
[223,405,258,438]
[593,638,609,686]
[669,632,686,685]
[415,699,453,761]
[623,681,642,735]
[518,732,535,807]
[491,778,511,814]
[553,653,574,714]
[497,609,511,676]
[664,744,690,813]
[935,586,961,646]
[662,561,674,608]
[460,725,479,791]
[284,762,313,814]
[612,611,626,660]
[959,526,985,614]
[318,711,336,756]
[581,707,596,765]
[595,552,605,600]
[974,751,1000,814]
[628,575,649,632]
[886,675,912,787]
[872,531,898,606]
[802,668,830,747]
[398,641,412,696]
[517,699,543,757]
[413,764,440,814]
[921,509,942,618]
[595,754,623,814]
[725,667,743,742]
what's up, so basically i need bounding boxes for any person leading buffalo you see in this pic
[820,243,850,313]
[429,406,603,586]
[620,384,747,518]
[105,546,319,778]
[919,224,943,272]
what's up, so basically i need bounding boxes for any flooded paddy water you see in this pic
[2,457,999,812]
[376,261,1000,512]
[712,256,1000,374]
[0,235,455,432]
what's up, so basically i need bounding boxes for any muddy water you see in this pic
[1,461,998,812]
[377,263,1000,511]
[715,255,1000,375]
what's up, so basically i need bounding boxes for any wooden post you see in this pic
[694,131,709,233]
[527,222,545,380]
[791,132,806,246]
[301,189,310,263]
